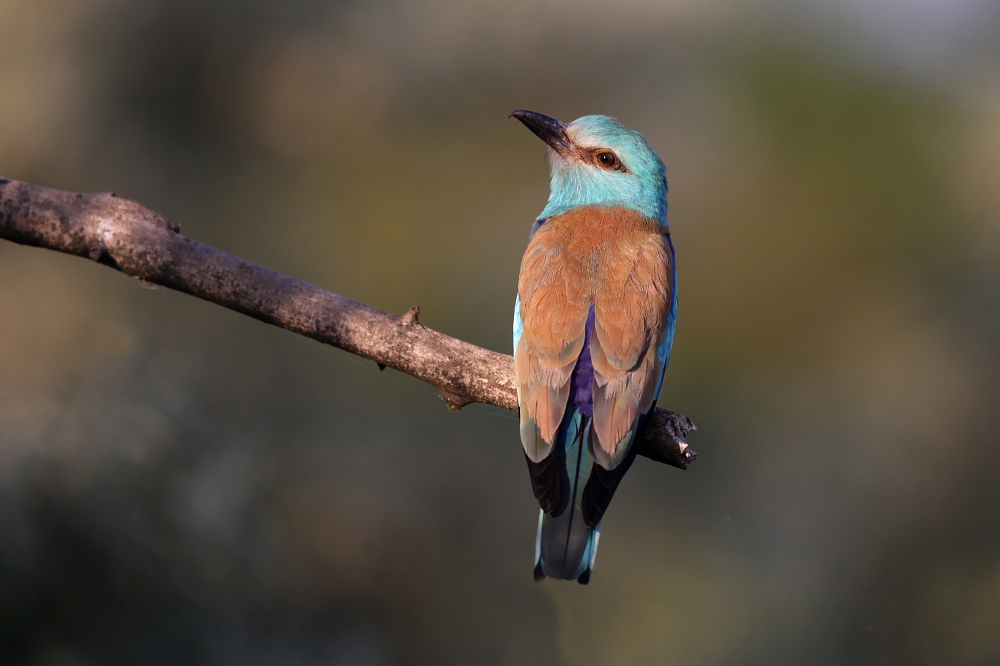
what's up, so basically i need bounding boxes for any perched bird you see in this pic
[510,110,675,584]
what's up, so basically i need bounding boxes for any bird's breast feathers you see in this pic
[515,205,674,468]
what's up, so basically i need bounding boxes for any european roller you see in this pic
[510,110,675,584]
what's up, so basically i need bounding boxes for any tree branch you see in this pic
[0,178,697,469]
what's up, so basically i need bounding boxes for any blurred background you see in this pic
[2,0,1000,664]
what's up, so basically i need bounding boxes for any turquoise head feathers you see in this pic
[511,111,667,225]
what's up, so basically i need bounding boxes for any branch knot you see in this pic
[400,305,421,326]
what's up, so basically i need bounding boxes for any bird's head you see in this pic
[511,110,667,225]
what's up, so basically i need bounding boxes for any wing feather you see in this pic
[516,225,591,461]
[590,231,673,468]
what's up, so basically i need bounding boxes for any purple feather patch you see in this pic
[569,305,595,415]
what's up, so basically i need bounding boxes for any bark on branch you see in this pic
[0,178,697,469]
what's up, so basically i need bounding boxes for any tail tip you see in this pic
[532,562,592,584]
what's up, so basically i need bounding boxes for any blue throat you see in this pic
[539,174,667,223]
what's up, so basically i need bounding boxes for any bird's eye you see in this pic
[594,151,620,170]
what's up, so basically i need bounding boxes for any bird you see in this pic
[510,110,675,584]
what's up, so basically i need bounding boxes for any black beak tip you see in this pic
[510,110,570,152]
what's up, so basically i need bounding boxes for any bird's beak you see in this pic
[510,110,572,155]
